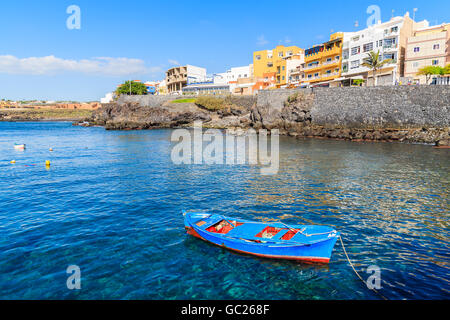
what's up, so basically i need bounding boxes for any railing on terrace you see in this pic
[323,60,339,65]
[383,43,398,50]
[304,64,321,70]
[322,72,339,77]
[384,30,399,37]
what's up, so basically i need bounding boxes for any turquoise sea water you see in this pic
[0,122,448,300]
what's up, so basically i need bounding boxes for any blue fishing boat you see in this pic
[184,212,340,264]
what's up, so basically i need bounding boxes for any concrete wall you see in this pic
[256,86,450,128]
[116,95,174,107]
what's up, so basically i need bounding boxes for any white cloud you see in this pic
[0,55,157,76]
[257,35,269,46]
[168,59,180,66]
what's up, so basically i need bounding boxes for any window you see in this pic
[432,60,439,65]
[377,40,383,47]
[363,42,373,52]
[282,76,285,80]
[351,46,360,55]
[256,55,261,60]
[413,62,419,68]
[433,44,440,50]
[327,58,332,62]
[279,52,284,57]
[267,62,273,67]
[335,56,340,61]
[391,26,398,33]
[282,66,285,71]
[287,51,293,56]
[351,60,360,69]
[383,53,395,61]
[414,47,420,53]
[326,70,332,74]
[308,74,312,79]
[314,73,319,77]
[343,50,349,60]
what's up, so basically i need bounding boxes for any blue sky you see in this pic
[0,0,449,101]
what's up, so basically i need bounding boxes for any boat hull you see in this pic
[184,213,339,264]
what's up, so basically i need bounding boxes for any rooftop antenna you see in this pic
[391,9,395,19]
[354,20,359,28]
[413,8,418,21]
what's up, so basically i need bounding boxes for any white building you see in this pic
[213,64,253,93]
[285,54,304,86]
[341,13,428,86]
[166,65,207,93]
[186,65,207,84]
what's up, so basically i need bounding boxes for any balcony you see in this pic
[305,52,323,62]
[383,43,398,51]
[305,75,321,82]
[384,29,399,38]
[323,59,340,66]
[304,64,321,71]
[322,46,342,58]
[321,72,340,79]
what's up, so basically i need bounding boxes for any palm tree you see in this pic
[361,50,393,86]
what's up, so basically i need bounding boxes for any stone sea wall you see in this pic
[258,86,449,128]
[252,86,449,146]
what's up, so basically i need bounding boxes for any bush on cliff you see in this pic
[116,81,148,96]
[195,96,226,111]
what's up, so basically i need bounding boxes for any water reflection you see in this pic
[0,123,448,299]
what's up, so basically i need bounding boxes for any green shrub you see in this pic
[287,92,299,103]
[171,98,197,104]
[195,96,226,111]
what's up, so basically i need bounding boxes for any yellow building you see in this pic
[303,32,344,86]
[253,45,304,87]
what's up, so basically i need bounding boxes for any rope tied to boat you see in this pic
[339,236,388,300]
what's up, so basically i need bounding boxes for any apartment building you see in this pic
[213,65,253,93]
[285,53,305,86]
[405,23,450,84]
[303,32,344,87]
[341,13,429,86]
[253,45,304,87]
[165,65,207,93]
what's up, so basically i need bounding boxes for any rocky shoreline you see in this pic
[75,87,450,147]
[0,108,93,122]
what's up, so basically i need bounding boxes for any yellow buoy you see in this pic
[49,148,53,152]
[45,160,51,166]
[10,160,16,164]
